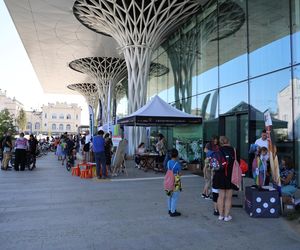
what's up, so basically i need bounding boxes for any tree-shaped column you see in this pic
[73,0,202,115]
[67,83,99,131]
[69,57,127,126]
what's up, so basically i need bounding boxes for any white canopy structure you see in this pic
[117,95,202,126]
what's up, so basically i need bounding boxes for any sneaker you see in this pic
[224,215,232,222]
[213,210,220,216]
[201,193,207,198]
[205,195,212,200]
[218,215,224,221]
[96,176,101,179]
[170,211,181,217]
[169,210,178,215]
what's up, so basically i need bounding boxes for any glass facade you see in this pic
[122,0,300,183]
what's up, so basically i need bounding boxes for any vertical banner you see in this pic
[98,99,102,127]
[107,81,112,132]
[88,105,94,136]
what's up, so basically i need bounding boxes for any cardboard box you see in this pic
[244,186,280,218]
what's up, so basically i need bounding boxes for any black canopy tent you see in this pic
[117,95,202,126]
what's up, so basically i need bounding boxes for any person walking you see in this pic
[1,131,13,170]
[213,136,237,222]
[14,132,29,171]
[92,130,107,179]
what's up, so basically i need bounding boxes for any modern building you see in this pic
[41,102,81,135]
[4,0,300,183]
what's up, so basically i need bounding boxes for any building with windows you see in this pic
[25,111,42,135]
[0,89,24,122]
[41,102,81,135]
[4,0,300,184]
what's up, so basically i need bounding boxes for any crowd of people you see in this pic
[1,131,39,171]
[1,127,298,221]
[51,130,114,179]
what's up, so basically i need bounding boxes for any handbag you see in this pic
[231,148,242,189]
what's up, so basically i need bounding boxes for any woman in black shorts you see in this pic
[213,136,238,222]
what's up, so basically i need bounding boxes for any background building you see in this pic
[0,88,23,123]
[41,102,81,135]
[25,110,42,135]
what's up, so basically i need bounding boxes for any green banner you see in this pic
[173,125,203,163]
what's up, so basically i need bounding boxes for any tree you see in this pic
[16,108,26,132]
[0,109,16,138]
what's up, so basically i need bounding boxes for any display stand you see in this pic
[112,139,128,177]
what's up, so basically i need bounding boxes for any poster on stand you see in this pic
[173,125,202,163]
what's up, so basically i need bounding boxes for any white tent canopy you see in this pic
[117,95,202,126]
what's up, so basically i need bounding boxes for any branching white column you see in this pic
[73,0,202,154]
[67,83,99,125]
[69,57,127,126]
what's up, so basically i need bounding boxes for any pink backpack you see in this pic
[164,162,177,191]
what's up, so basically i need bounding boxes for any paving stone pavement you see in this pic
[0,153,299,250]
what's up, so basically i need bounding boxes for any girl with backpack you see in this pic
[164,148,182,217]
[213,136,238,222]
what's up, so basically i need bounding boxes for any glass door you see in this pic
[219,112,248,162]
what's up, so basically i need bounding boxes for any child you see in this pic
[166,148,182,217]
[66,148,77,171]
[55,140,63,161]
[252,146,269,187]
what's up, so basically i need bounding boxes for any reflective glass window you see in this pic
[248,0,291,77]
[219,0,248,86]
[219,82,248,115]
[292,0,300,64]
[195,4,218,93]
[52,124,56,130]
[59,124,63,131]
[66,124,71,131]
[167,55,175,104]
[197,90,218,120]
[293,67,300,184]
[250,69,292,150]
[165,41,176,103]
[156,52,169,101]
[197,90,219,144]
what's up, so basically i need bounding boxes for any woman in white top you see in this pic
[135,142,146,168]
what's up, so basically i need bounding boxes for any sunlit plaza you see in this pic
[1,0,300,249]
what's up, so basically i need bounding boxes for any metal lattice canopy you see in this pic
[67,83,99,112]
[69,57,127,124]
[73,0,204,115]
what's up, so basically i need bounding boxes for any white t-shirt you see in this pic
[85,134,91,144]
[255,138,268,149]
